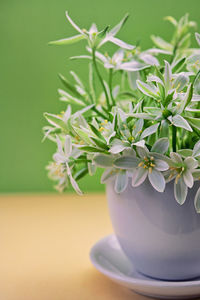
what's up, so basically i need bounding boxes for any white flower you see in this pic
[49,12,135,50]
[90,48,150,72]
[114,139,169,192]
[53,135,82,194]
[46,162,69,193]
[166,153,198,204]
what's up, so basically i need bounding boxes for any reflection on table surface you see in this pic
[0,194,145,300]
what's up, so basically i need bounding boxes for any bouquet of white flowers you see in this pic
[44,12,200,211]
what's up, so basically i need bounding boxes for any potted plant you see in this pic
[44,12,200,281]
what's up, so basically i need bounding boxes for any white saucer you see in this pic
[90,235,200,299]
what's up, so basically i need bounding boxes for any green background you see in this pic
[1,0,200,193]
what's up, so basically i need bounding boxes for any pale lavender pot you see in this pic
[106,177,200,281]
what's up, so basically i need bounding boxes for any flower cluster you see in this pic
[44,13,200,211]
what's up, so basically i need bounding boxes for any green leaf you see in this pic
[152,138,169,154]
[58,74,84,99]
[49,34,85,45]
[194,187,200,213]
[91,137,109,150]
[140,123,159,139]
[172,57,186,73]
[78,146,105,153]
[163,90,174,107]
[44,113,68,131]
[90,124,105,141]
[114,113,118,133]
[93,154,114,167]
[114,171,128,193]
[74,167,88,181]
[114,156,139,169]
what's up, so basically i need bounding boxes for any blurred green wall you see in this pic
[1,0,200,193]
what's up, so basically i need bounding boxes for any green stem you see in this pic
[170,42,178,64]
[92,48,111,110]
[172,125,177,152]
[109,69,115,106]
[92,106,108,120]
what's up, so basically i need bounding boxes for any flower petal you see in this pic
[65,11,85,35]
[109,139,127,154]
[154,159,169,171]
[114,171,128,193]
[109,13,129,36]
[93,154,114,167]
[183,169,194,188]
[170,152,183,164]
[132,168,148,187]
[56,136,64,154]
[101,168,116,183]
[193,140,200,157]
[53,153,66,163]
[174,177,188,205]
[184,157,198,170]
[194,187,200,213]
[151,138,169,154]
[171,115,193,132]
[108,36,135,50]
[195,32,200,46]
[136,146,149,158]
[49,34,85,46]
[140,123,159,139]
[114,156,139,169]
[148,169,165,192]
[64,135,72,156]
[66,164,82,195]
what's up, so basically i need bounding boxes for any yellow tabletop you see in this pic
[0,194,146,300]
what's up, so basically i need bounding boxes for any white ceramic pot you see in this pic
[106,177,200,281]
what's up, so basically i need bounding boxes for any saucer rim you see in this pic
[90,234,200,288]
